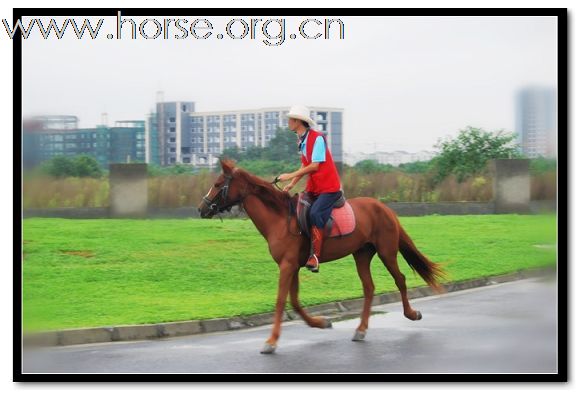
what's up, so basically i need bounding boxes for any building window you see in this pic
[169,117,176,123]
[169,127,176,133]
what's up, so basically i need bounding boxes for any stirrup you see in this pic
[305,254,319,273]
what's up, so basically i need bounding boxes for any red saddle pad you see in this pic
[328,202,356,238]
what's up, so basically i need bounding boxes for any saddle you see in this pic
[295,190,356,238]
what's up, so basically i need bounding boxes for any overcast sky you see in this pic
[21,15,557,153]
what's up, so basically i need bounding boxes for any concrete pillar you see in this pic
[489,159,531,214]
[109,164,148,218]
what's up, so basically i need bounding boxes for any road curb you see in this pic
[22,266,555,348]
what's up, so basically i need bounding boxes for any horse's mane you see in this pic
[236,168,293,215]
[220,158,294,215]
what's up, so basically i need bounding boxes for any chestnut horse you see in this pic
[198,159,445,354]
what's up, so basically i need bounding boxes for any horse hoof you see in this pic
[415,311,422,321]
[260,343,277,354]
[322,318,333,329]
[352,330,366,341]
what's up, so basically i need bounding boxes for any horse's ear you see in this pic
[220,158,234,175]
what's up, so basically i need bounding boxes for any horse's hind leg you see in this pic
[377,250,422,321]
[351,246,376,341]
[289,271,332,329]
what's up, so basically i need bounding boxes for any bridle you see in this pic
[202,173,302,236]
[201,174,238,216]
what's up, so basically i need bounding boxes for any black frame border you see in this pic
[13,7,568,383]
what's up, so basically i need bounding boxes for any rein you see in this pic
[271,176,302,237]
[203,173,302,236]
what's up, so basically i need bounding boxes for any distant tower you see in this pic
[515,87,557,158]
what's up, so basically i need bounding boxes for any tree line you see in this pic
[28,126,557,180]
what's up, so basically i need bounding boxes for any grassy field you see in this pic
[22,214,557,332]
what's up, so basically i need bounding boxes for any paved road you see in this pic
[22,277,559,374]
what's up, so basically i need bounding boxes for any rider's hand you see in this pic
[277,173,293,182]
[283,183,295,192]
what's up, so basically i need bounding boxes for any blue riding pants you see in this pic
[308,191,343,229]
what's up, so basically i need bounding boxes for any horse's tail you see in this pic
[398,223,446,293]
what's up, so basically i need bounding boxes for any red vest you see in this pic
[300,130,341,194]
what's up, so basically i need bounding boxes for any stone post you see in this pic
[109,164,148,218]
[489,159,531,214]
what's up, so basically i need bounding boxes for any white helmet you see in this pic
[287,105,317,128]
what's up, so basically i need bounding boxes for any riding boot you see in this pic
[305,226,325,273]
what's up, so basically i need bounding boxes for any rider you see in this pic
[277,105,343,273]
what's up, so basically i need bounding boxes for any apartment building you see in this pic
[23,116,146,169]
[148,104,344,168]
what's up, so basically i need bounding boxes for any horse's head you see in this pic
[197,158,247,219]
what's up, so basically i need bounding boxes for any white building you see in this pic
[148,103,344,167]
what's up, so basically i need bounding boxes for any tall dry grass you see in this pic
[531,171,557,200]
[22,169,556,209]
[148,173,218,208]
[341,170,493,202]
[23,177,109,208]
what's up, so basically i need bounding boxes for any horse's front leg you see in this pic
[289,271,332,329]
[261,260,295,354]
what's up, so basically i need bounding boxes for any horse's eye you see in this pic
[214,183,220,188]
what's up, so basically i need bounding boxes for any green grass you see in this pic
[22,214,557,332]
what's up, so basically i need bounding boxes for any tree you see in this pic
[74,155,103,178]
[147,163,197,176]
[353,159,396,174]
[237,159,299,177]
[262,127,299,162]
[529,156,557,175]
[220,147,243,162]
[398,160,434,174]
[432,126,521,182]
[218,127,301,176]
[41,155,76,177]
[40,155,104,178]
